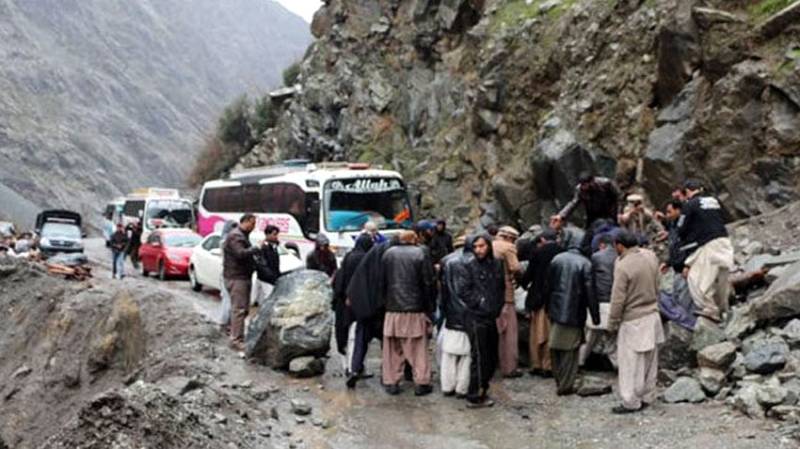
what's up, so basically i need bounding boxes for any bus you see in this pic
[197,161,414,259]
[122,188,196,242]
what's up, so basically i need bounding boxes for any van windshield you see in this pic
[42,222,81,240]
[324,178,413,232]
[145,200,194,230]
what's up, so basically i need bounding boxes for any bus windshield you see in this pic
[324,178,412,232]
[145,200,194,230]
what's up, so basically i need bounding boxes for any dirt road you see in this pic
[80,239,792,449]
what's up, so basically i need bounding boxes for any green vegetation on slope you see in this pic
[750,0,797,18]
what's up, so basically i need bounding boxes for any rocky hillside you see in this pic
[237,0,800,231]
[0,0,310,227]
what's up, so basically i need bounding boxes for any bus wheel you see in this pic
[189,266,202,292]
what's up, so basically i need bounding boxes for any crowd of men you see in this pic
[220,173,734,414]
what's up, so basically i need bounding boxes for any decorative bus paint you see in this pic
[121,188,196,243]
[197,161,414,260]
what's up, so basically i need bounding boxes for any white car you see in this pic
[189,231,304,292]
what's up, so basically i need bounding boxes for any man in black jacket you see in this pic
[381,231,437,396]
[521,230,562,377]
[546,238,600,395]
[677,180,734,323]
[579,234,618,367]
[438,237,470,397]
[109,223,128,279]
[456,235,505,408]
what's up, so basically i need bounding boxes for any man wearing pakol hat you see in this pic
[494,225,524,378]
[618,193,664,244]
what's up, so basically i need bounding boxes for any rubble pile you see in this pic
[0,257,329,449]
[658,203,800,436]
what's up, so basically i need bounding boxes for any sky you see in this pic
[275,0,323,23]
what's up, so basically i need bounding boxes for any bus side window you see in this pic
[305,194,320,234]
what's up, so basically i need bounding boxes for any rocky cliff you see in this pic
[0,0,311,227]
[237,0,800,231]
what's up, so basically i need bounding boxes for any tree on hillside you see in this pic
[217,95,252,148]
[251,95,279,136]
[282,61,301,87]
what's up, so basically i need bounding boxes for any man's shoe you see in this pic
[442,390,455,397]
[358,372,375,380]
[556,388,576,396]
[529,369,543,377]
[415,384,434,397]
[612,405,642,415]
[503,370,524,379]
[540,371,554,379]
[346,374,359,389]
[385,384,401,396]
[466,399,495,409]
[456,393,467,400]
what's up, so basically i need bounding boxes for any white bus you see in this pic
[121,188,196,242]
[197,161,414,259]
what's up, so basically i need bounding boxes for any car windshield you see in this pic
[41,222,81,240]
[145,200,194,230]
[324,178,413,232]
[164,234,201,248]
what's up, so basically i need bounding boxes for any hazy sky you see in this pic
[275,0,323,23]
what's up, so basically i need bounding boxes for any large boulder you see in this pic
[697,367,726,396]
[245,270,333,369]
[751,261,800,323]
[690,318,727,353]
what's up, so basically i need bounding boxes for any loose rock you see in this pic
[744,341,788,374]
[697,342,737,370]
[290,399,312,416]
[288,356,325,378]
[663,377,706,403]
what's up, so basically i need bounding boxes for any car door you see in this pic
[196,235,220,288]
[207,235,223,290]
[142,232,160,272]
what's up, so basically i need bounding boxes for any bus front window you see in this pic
[145,200,195,230]
[324,178,413,232]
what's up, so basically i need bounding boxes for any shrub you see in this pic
[251,95,279,136]
[217,95,252,148]
[188,136,248,187]
[282,61,301,87]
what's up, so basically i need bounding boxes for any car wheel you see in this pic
[189,266,202,292]
[158,260,167,281]
[141,262,149,277]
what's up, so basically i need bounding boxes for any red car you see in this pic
[139,229,202,280]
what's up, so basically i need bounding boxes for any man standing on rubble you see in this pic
[608,230,664,414]
[678,180,734,324]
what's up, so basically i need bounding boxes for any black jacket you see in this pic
[666,219,687,272]
[382,244,437,314]
[110,230,129,252]
[306,248,338,277]
[440,249,468,331]
[590,246,616,303]
[333,234,373,305]
[521,241,562,312]
[456,236,505,322]
[254,242,280,284]
[223,227,259,280]
[559,177,620,227]
[677,194,728,255]
[348,239,395,321]
[546,248,600,327]
[429,230,454,264]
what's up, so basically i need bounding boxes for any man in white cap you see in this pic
[493,225,523,378]
[618,193,664,243]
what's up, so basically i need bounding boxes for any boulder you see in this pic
[690,318,727,353]
[730,383,765,418]
[779,319,800,347]
[768,405,800,422]
[290,399,312,416]
[697,367,726,396]
[751,261,800,323]
[660,321,694,370]
[245,270,333,369]
[288,356,325,378]
[697,342,737,370]
[725,304,757,341]
[663,377,706,403]
[744,340,789,374]
[757,384,789,408]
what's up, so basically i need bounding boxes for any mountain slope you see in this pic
[237,0,800,231]
[0,0,311,227]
